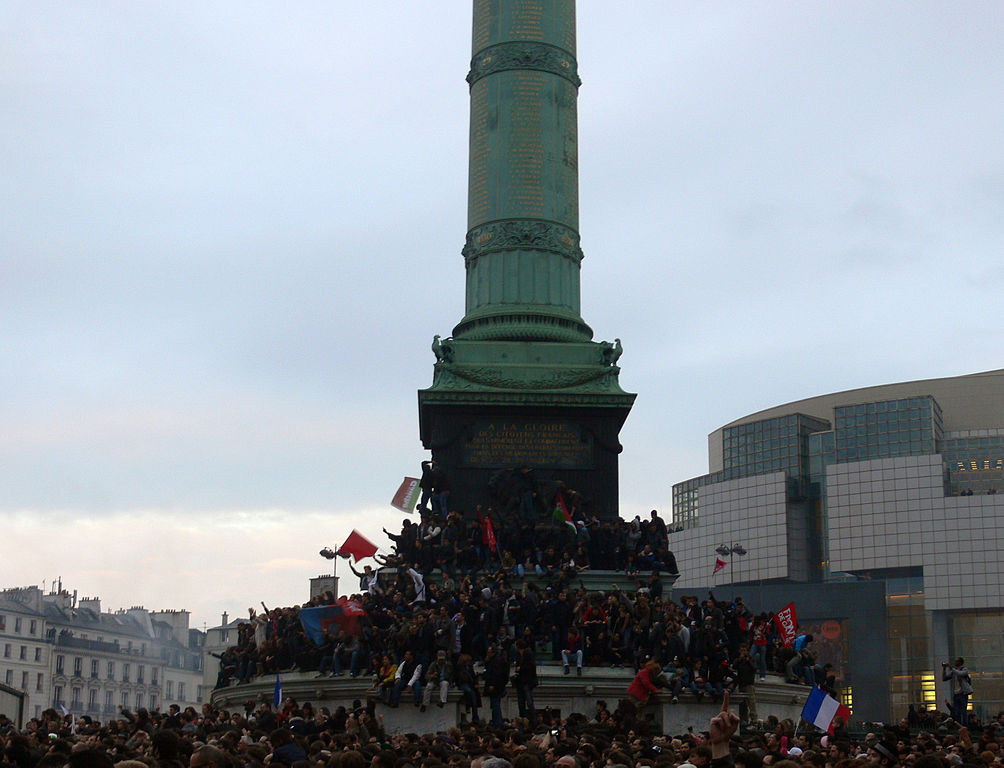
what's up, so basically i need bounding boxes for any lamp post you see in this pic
[715,543,748,589]
[319,546,348,598]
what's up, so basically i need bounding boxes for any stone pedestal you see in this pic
[418,339,633,519]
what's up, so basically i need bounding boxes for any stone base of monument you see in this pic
[418,403,632,521]
[211,668,809,735]
[418,338,635,520]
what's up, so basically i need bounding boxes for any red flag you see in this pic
[477,509,498,553]
[774,602,798,647]
[484,515,498,553]
[326,598,366,636]
[339,529,378,562]
[713,557,727,574]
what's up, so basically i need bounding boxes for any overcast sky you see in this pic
[2,1,1002,630]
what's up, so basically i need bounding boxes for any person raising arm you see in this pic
[709,690,740,768]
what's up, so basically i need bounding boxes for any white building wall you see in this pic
[3,587,205,720]
[827,454,1004,611]
[48,641,168,716]
[163,666,205,710]
[0,610,48,720]
[669,472,788,589]
[926,495,1004,608]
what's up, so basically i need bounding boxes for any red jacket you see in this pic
[627,667,660,702]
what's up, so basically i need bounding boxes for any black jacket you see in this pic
[483,653,509,695]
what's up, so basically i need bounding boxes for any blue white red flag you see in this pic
[299,599,367,643]
[273,673,282,708]
[801,685,851,734]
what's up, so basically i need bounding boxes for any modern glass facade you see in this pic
[808,397,944,579]
[948,610,1004,720]
[886,576,933,716]
[673,413,830,528]
[670,371,1004,722]
[940,431,1004,495]
[833,397,943,463]
[672,472,724,529]
[723,413,831,478]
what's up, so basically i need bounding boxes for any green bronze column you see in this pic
[453,0,592,343]
[418,0,635,521]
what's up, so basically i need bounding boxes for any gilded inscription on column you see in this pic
[468,84,491,226]
[507,72,545,217]
[558,5,576,53]
[472,2,491,51]
[512,0,544,40]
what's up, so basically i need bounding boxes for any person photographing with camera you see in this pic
[942,657,973,723]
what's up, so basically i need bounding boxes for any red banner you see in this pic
[774,602,798,647]
[339,529,378,562]
[713,557,727,574]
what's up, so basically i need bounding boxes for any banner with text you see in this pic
[774,602,798,647]
[391,477,421,514]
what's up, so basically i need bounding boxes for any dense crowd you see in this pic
[211,576,836,735]
[208,502,863,732]
[4,510,1002,768]
[411,462,678,576]
[380,506,679,577]
[3,692,1003,768]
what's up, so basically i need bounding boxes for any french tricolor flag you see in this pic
[801,686,851,734]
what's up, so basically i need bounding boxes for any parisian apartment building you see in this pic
[0,584,205,722]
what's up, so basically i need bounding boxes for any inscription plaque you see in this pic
[462,421,593,468]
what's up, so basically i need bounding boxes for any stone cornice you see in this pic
[437,363,612,390]
[419,388,636,407]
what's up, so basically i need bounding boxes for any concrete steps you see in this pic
[210,667,811,735]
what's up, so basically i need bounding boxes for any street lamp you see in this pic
[715,543,748,583]
[319,545,350,597]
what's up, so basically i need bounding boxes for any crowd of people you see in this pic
[207,502,862,733]
[210,512,735,707]
[4,512,1002,768]
[3,690,1002,768]
[380,502,679,577]
[211,559,847,738]
[411,463,679,576]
